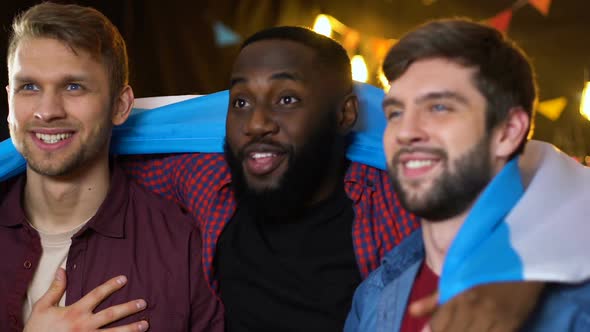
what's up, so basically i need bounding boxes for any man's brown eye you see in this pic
[279,96,299,105]
[233,99,249,108]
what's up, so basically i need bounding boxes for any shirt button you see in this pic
[9,314,17,325]
[73,263,77,270]
[23,260,32,269]
[366,180,374,187]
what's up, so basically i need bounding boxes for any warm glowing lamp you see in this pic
[351,55,368,83]
[313,15,332,38]
[581,81,590,121]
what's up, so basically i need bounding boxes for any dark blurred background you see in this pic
[1,0,588,159]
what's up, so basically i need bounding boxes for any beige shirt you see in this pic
[22,221,87,322]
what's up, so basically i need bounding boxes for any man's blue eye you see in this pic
[431,104,448,112]
[22,84,39,91]
[66,83,82,91]
[387,110,402,120]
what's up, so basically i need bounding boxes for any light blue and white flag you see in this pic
[440,141,590,303]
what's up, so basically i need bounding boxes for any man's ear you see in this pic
[491,107,530,159]
[111,85,134,126]
[337,93,358,134]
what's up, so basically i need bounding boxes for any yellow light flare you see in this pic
[378,71,390,92]
[313,15,332,38]
[581,82,590,121]
[351,55,368,83]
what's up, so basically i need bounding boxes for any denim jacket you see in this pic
[345,229,590,332]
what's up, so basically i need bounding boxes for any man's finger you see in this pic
[75,275,128,310]
[92,299,148,328]
[420,324,433,332]
[102,320,149,332]
[34,268,67,308]
[409,291,439,318]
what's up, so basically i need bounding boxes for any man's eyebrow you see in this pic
[11,75,33,84]
[415,91,470,105]
[229,77,246,88]
[269,71,302,82]
[60,74,90,82]
[382,97,404,111]
[12,74,89,83]
[230,71,303,88]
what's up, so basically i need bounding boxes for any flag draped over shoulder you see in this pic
[440,141,590,303]
[0,83,387,181]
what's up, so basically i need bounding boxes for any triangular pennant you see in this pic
[488,9,513,33]
[528,0,552,16]
[538,97,567,121]
[212,21,241,47]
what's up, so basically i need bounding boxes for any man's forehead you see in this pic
[389,59,478,94]
[233,39,317,74]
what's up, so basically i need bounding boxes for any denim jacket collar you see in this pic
[381,228,425,284]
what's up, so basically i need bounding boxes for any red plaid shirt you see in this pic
[122,153,419,286]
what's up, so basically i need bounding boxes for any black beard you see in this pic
[224,113,345,220]
[389,135,493,221]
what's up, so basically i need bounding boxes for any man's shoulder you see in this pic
[119,152,230,190]
[356,230,424,293]
[0,178,15,201]
[126,174,197,232]
[120,152,226,169]
[347,161,388,177]
[0,176,23,212]
[524,280,590,331]
[380,229,424,283]
[543,280,590,312]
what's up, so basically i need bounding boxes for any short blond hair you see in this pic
[8,2,129,99]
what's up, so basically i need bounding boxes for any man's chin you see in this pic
[243,175,283,193]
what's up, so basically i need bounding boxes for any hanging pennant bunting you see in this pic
[538,97,568,121]
[213,21,241,47]
[488,9,513,33]
[528,0,552,16]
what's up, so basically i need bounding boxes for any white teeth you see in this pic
[35,133,72,144]
[405,160,434,169]
[251,152,276,159]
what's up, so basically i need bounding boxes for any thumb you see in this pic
[35,268,67,308]
[409,291,439,318]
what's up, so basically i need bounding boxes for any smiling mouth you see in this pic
[404,159,435,169]
[399,157,442,179]
[35,132,73,144]
[244,151,287,176]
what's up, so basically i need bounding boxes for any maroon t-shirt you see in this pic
[400,261,439,332]
[0,164,224,331]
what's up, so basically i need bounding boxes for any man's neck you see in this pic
[23,161,111,234]
[421,208,471,276]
